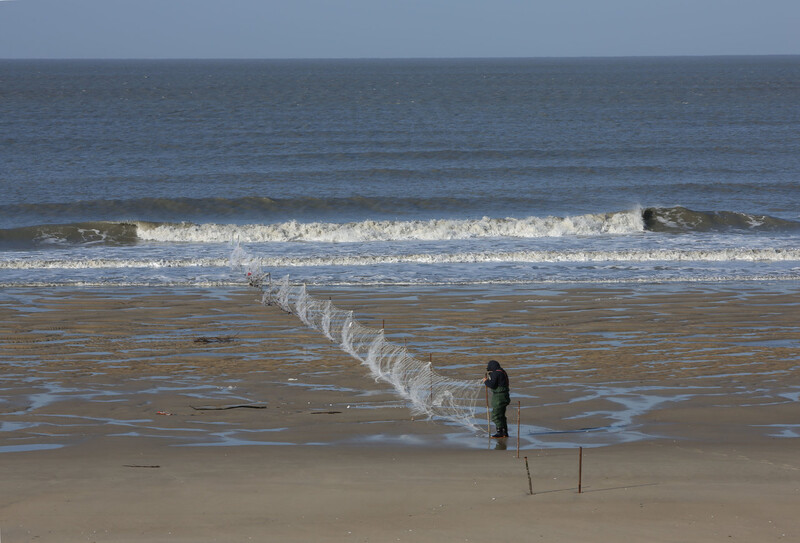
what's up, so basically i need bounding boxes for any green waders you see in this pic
[491,386,511,435]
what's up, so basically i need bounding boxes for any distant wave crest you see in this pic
[0,222,139,248]
[0,195,510,223]
[642,206,800,233]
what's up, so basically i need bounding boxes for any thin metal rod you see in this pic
[578,447,583,494]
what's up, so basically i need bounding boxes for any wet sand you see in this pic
[1,283,799,541]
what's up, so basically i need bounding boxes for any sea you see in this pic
[1,56,799,288]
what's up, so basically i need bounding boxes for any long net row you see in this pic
[230,246,482,430]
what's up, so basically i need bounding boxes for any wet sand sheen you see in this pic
[1,284,799,448]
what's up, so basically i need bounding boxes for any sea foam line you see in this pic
[3,274,800,289]
[3,248,799,270]
[0,258,229,270]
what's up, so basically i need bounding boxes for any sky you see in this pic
[1,0,799,59]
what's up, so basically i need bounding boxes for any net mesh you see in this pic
[231,246,482,429]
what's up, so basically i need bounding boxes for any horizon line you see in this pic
[2,53,799,62]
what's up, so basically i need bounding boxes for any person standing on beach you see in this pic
[483,360,510,438]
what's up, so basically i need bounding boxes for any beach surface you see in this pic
[1,284,799,541]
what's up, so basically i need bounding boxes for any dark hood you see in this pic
[486,360,502,372]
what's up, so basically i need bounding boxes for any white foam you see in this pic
[256,247,800,266]
[0,257,229,270]
[3,248,798,271]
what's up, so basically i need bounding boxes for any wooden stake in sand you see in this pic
[429,354,433,404]
[516,401,521,458]
[578,447,583,494]
[484,377,491,437]
[430,373,434,405]
[413,355,436,422]
[524,456,533,495]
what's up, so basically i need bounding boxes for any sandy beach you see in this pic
[1,283,799,541]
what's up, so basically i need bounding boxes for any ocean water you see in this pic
[2,57,799,287]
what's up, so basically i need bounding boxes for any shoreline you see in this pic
[0,274,800,292]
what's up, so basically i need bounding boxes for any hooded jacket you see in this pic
[484,360,509,391]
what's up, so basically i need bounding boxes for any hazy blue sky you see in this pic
[1,0,799,59]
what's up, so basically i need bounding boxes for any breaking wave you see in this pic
[3,207,798,249]
[0,211,644,248]
[136,211,644,243]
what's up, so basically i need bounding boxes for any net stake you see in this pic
[485,378,491,437]
[429,363,434,405]
[524,456,533,495]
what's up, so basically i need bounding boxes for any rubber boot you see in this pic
[492,426,508,439]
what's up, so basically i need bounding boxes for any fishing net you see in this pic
[230,246,482,429]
